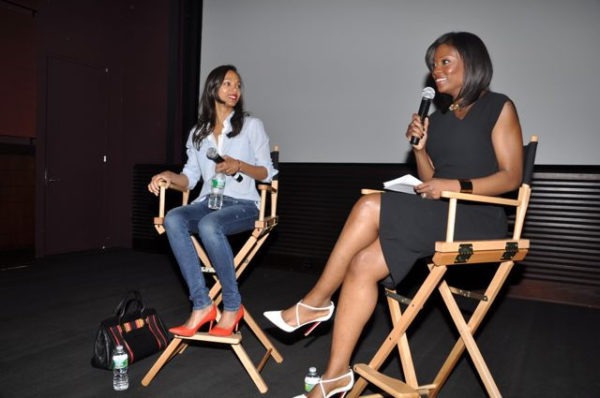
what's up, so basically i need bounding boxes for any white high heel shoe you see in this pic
[292,369,354,398]
[263,300,335,336]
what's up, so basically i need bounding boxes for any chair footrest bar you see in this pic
[354,364,420,398]
[176,331,242,345]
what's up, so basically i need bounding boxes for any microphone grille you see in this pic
[206,147,218,159]
[422,86,435,100]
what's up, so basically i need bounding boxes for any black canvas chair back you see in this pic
[523,137,538,185]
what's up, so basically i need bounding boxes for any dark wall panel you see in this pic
[507,166,600,307]
[0,142,35,251]
[521,167,600,285]
[35,0,173,254]
[0,1,38,138]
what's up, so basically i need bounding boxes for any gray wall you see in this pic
[201,0,600,165]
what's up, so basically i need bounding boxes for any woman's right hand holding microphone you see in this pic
[406,113,429,151]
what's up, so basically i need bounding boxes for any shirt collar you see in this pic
[210,110,235,152]
[222,111,234,136]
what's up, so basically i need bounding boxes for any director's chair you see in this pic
[349,136,538,398]
[141,147,283,394]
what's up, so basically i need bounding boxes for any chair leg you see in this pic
[348,265,447,398]
[141,337,185,386]
[386,291,418,389]
[231,343,269,394]
[437,281,501,397]
[243,309,284,364]
[429,260,515,398]
[191,236,211,268]
[233,233,269,279]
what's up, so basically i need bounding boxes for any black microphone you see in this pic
[207,147,225,163]
[207,147,243,182]
[409,87,436,146]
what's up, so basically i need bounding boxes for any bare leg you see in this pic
[307,239,390,397]
[281,193,382,326]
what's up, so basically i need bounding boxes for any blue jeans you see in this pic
[164,196,259,312]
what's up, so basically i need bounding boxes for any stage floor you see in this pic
[1,249,597,397]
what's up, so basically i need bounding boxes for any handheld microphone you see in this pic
[207,147,225,163]
[409,87,436,145]
[207,147,243,182]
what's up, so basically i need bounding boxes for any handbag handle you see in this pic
[114,290,146,322]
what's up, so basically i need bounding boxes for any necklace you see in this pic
[449,102,460,111]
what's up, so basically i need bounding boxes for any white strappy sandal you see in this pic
[263,300,335,336]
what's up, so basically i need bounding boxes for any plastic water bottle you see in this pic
[304,366,320,393]
[112,345,129,391]
[208,172,226,210]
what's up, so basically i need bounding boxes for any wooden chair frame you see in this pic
[141,147,283,394]
[349,137,538,398]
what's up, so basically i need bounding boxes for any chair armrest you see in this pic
[154,181,190,235]
[257,183,277,193]
[440,190,519,207]
[158,180,189,193]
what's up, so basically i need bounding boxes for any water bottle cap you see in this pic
[115,345,123,350]
[309,366,317,373]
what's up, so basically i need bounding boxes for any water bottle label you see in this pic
[304,376,320,392]
[211,177,225,189]
[112,354,128,369]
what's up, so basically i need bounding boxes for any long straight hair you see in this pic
[425,32,493,109]
[192,65,246,149]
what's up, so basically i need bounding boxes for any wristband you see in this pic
[237,160,242,173]
[459,179,473,193]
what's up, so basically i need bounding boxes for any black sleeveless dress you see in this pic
[379,92,511,286]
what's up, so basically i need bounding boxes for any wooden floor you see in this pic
[0,249,598,397]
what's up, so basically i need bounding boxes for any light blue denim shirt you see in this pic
[181,112,277,206]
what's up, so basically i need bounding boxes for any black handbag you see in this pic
[91,290,170,370]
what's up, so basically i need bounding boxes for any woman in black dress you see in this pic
[265,32,524,398]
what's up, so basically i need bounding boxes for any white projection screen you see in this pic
[200,0,600,165]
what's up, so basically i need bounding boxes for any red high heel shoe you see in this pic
[209,306,245,336]
[169,304,217,337]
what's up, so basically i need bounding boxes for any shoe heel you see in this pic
[304,321,321,336]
